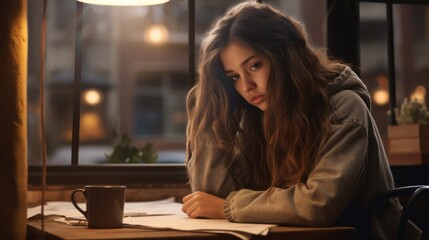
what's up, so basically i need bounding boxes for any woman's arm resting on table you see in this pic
[183,123,366,223]
[186,132,251,198]
[224,121,368,226]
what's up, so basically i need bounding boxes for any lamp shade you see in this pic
[77,0,169,6]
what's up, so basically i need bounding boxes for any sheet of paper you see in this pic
[123,197,184,215]
[28,198,276,240]
[123,214,275,235]
[27,197,179,219]
[120,198,275,238]
[27,201,85,219]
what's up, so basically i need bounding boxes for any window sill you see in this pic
[28,164,188,186]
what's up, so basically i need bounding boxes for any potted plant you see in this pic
[105,131,158,164]
[387,98,429,165]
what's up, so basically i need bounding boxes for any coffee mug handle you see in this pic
[71,189,87,218]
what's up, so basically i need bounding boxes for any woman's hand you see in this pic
[182,191,226,219]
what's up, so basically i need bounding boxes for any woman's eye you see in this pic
[250,62,261,71]
[230,75,239,81]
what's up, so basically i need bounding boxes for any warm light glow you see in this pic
[80,112,105,140]
[64,112,105,141]
[77,0,169,6]
[410,85,426,102]
[373,89,389,105]
[372,73,389,106]
[144,24,169,45]
[83,89,102,106]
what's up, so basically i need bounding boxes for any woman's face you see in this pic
[220,41,270,111]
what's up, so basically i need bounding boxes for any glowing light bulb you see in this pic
[83,89,102,106]
[373,89,389,105]
[77,0,169,6]
[410,85,426,102]
[144,24,169,45]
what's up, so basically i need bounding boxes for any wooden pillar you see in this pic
[0,0,28,239]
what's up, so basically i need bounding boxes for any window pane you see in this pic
[28,1,189,165]
[359,3,429,151]
[28,0,327,166]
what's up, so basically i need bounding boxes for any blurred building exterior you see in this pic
[27,0,429,165]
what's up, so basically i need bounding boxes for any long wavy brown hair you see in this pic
[187,1,345,189]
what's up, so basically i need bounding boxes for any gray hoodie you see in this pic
[186,66,421,239]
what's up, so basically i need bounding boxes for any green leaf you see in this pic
[106,133,158,163]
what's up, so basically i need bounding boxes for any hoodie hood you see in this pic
[325,66,371,110]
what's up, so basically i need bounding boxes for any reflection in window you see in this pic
[28,1,190,165]
[135,96,164,136]
[27,0,328,165]
[359,3,429,149]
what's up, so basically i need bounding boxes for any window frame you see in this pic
[33,0,429,186]
[28,0,195,186]
[28,164,188,185]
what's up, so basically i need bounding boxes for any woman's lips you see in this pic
[250,95,264,105]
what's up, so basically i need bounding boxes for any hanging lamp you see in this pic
[77,0,169,6]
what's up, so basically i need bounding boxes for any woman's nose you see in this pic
[241,76,256,92]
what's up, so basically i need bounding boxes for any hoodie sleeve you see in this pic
[224,92,369,226]
[186,132,252,199]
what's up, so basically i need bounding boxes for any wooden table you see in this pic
[27,217,356,240]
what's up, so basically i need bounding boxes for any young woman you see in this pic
[181,1,420,239]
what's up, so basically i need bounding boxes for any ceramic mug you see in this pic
[71,185,126,228]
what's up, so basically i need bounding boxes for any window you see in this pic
[358,2,429,148]
[28,1,191,167]
[27,0,327,184]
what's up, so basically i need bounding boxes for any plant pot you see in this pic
[387,124,429,165]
